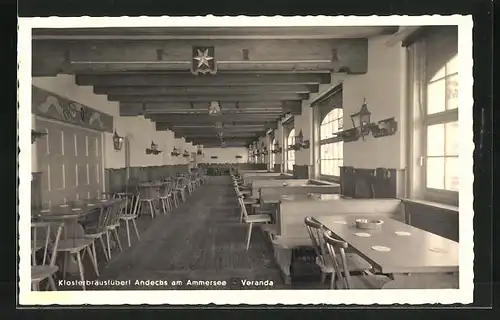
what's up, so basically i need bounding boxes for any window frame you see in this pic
[412,45,459,206]
[286,128,295,173]
[270,138,276,170]
[318,108,344,181]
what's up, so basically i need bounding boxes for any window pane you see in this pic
[338,117,343,131]
[446,74,459,110]
[427,79,446,115]
[338,142,343,159]
[445,157,459,191]
[447,55,459,74]
[427,124,445,156]
[429,66,446,82]
[426,157,445,189]
[445,121,459,156]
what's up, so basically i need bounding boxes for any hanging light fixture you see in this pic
[208,101,221,116]
[112,130,124,151]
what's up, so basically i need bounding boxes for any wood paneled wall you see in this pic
[105,164,190,193]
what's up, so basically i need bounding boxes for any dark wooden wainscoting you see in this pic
[273,164,281,173]
[340,166,405,199]
[293,165,311,179]
[105,164,190,193]
[31,172,43,209]
[403,200,459,242]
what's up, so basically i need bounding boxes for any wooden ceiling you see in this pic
[32,26,398,147]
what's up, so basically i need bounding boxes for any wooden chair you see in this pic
[237,195,271,250]
[104,199,125,259]
[138,186,157,219]
[159,181,174,214]
[323,229,390,289]
[305,217,373,285]
[119,193,142,248]
[31,222,64,291]
[83,202,114,263]
[55,221,100,290]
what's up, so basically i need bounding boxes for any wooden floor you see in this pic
[86,176,285,290]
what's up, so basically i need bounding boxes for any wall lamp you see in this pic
[289,130,310,150]
[171,147,181,156]
[350,98,372,141]
[145,141,162,155]
[31,129,47,144]
[112,130,124,151]
[335,99,398,143]
[260,142,269,156]
[272,142,282,154]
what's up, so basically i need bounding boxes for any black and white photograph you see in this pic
[18,15,473,305]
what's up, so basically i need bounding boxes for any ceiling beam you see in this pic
[33,26,398,40]
[75,73,331,87]
[109,93,308,103]
[156,121,277,130]
[151,115,280,122]
[33,38,368,76]
[94,84,318,95]
[119,100,301,116]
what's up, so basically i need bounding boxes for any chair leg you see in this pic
[87,245,100,277]
[32,281,40,291]
[106,230,112,260]
[161,198,167,215]
[330,271,336,289]
[99,236,109,261]
[320,272,327,284]
[75,251,86,290]
[62,252,68,280]
[149,201,155,219]
[245,223,253,251]
[48,276,57,291]
[132,218,140,241]
[113,228,123,252]
[125,220,131,247]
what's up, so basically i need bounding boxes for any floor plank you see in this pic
[88,176,285,290]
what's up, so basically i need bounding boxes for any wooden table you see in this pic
[316,214,459,288]
[33,199,118,273]
[262,193,343,205]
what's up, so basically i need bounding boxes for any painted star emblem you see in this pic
[194,49,214,68]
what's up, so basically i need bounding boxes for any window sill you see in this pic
[402,198,459,214]
[318,175,341,184]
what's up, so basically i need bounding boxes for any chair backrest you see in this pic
[127,193,141,217]
[323,229,352,289]
[304,216,329,267]
[31,222,64,267]
[111,199,126,225]
[237,195,248,220]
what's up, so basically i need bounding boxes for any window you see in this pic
[286,129,295,172]
[270,138,276,169]
[424,54,459,193]
[319,108,343,177]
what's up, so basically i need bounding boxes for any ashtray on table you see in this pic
[355,219,384,230]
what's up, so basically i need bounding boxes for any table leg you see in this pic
[273,246,292,285]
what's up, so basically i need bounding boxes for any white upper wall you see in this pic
[201,147,248,164]
[342,35,407,169]
[32,75,195,169]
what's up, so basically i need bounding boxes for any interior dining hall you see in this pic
[27,23,465,292]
